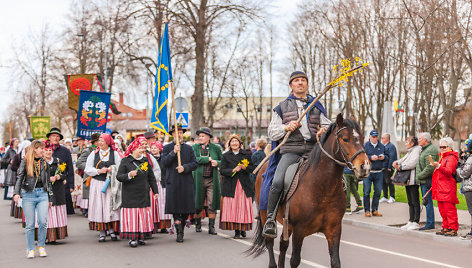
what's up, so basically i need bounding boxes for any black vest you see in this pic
[92,150,115,181]
[279,98,321,155]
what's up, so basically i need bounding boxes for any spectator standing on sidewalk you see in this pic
[393,137,421,230]
[416,132,439,230]
[344,166,363,214]
[380,133,397,204]
[363,130,388,217]
[431,137,459,237]
[457,138,472,239]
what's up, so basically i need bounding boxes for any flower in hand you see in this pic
[232,159,249,176]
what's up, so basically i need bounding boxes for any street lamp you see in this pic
[76,33,109,91]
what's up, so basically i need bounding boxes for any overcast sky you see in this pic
[0,0,301,129]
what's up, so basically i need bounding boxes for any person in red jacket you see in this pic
[431,137,459,237]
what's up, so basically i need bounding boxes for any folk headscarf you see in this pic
[99,133,118,151]
[150,141,163,153]
[124,136,146,157]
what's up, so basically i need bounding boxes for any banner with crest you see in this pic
[65,74,95,111]
[76,90,111,139]
[30,116,50,139]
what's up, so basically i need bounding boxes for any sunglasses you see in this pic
[439,146,448,149]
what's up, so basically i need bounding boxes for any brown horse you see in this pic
[248,114,371,268]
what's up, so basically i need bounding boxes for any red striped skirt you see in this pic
[47,205,67,228]
[120,207,154,239]
[220,180,253,230]
[88,179,120,224]
[10,200,23,219]
[150,189,159,224]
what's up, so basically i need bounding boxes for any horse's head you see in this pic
[333,113,371,179]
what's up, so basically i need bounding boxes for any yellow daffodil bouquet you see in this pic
[232,159,250,177]
[132,162,149,179]
[53,162,67,184]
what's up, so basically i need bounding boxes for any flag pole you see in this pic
[170,81,181,166]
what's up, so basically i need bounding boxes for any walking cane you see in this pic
[422,187,432,206]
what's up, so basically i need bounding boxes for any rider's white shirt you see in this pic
[268,100,331,141]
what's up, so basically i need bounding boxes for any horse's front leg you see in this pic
[265,238,277,268]
[324,224,342,268]
[278,230,292,268]
[290,230,305,268]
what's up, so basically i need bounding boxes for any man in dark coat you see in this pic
[161,125,198,242]
[47,128,75,215]
[192,127,222,235]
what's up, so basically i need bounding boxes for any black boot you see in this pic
[208,218,217,235]
[176,223,184,243]
[262,188,281,239]
[241,230,246,238]
[195,218,202,232]
[234,229,241,239]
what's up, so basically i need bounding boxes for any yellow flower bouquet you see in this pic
[232,159,249,177]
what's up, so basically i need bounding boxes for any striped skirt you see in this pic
[80,198,89,209]
[88,179,120,231]
[120,207,154,240]
[220,180,253,231]
[157,184,172,229]
[47,205,68,241]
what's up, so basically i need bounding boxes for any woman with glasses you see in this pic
[431,137,459,237]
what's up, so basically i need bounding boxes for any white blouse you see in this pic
[84,148,122,177]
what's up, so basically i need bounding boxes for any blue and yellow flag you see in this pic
[150,22,173,135]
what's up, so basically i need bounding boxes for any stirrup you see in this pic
[262,220,277,239]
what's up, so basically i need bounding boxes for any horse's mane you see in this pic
[300,118,361,174]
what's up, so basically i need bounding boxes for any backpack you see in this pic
[444,156,461,183]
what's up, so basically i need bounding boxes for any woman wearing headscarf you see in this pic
[43,142,68,243]
[149,141,171,233]
[85,133,122,242]
[117,138,159,247]
[219,134,255,238]
[3,138,19,200]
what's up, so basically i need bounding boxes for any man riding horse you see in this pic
[262,71,331,238]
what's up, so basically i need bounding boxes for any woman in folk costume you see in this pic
[149,141,172,233]
[161,125,198,243]
[117,138,159,247]
[85,133,122,242]
[219,134,255,239]
[43,142,68,243]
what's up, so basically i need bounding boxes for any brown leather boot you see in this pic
[365,211,371,217]
[372,210,383,217]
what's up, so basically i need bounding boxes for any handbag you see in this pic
[392,170,411,186]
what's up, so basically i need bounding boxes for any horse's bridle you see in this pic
[316,126,366,169]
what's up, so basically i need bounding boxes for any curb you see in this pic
[342,218,472,247]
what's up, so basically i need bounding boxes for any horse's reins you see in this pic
[315,126,366,169]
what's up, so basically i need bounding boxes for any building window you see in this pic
[236,104,242,113]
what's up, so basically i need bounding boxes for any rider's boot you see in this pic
[262,188,281,239]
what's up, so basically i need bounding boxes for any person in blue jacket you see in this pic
[380,133,398,203]
[363,130,388,217]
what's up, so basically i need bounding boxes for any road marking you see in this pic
[201,227,327,268]
[311,233,463,268]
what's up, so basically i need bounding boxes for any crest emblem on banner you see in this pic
[76,90,111,139]
[65,74,95,111]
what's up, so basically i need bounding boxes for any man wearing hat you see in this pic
[47,127,76,215]
[192,127,222,235]
[263,71,331,238]
[363,130,388,217]
[72,136,86,155]
[161,124,198,242]
[76,133,101,216]
[143,131,157,144]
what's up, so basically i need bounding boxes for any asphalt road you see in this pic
[0,199,470,268]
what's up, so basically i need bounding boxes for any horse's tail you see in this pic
[245,214,266,257]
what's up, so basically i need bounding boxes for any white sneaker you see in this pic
[26,250,35,259]
[401,222,412,229]
[406,222,420,230]
[379,197,388,203]
[387,197,395,203]
[38,247,47,257]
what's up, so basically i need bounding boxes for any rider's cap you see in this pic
[289,71,308,85]
[369,130,379,137]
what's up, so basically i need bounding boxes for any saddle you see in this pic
[282,158,306,203]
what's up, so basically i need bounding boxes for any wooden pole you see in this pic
[252,65,363,174]
[9,121,12,143]
[170,81,181,166]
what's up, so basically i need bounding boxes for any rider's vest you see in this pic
[278,98,321,155]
